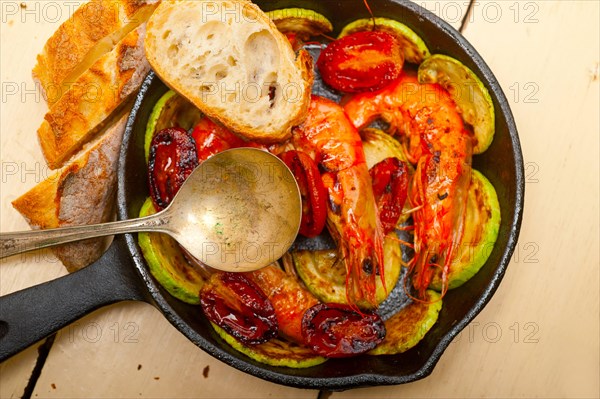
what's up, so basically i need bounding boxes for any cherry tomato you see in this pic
[200,272,278,345]
[301,303,386,358]
[370,157,409,234]
[191,117,246,162]
[317,30,404,93]
[280,150,328,237]
[191,117,265,163]
[148,127,198,210]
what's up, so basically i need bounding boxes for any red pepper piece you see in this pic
[370,157,409,235]
[280,150,328,237]
[148,127,198,210]
[301,303,386,357]
[317,30,404,93]
[200,272,278,345]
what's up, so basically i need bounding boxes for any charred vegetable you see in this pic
[200,272,278,345]
[369,290,442,355]
[191,116,246,162]
[267,8,333,41]
[292,235,402,308]
[280,150,328,238]
[302,303,386,357]
[148,127,199,210]
[211,323,327,368]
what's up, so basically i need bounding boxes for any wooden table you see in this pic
[1,1,598,398]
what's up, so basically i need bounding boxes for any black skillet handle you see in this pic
[0,235,150,361]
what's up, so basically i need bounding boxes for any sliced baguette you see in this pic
[144,0,313,143]
[38,24,150,169]
[33,0,158,104]
[12,112,128,272]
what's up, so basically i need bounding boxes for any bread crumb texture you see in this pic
[145,0,313,142]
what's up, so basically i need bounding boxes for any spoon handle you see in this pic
[0,212,169,259]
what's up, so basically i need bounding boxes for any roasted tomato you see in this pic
[148,127,198,210]
[301,303,386,357]
[370,157,409,234]
[280,150,328,237]
[191,117,246,162]
[317,30,404,93]
[191,117,264,162]
[200,272,278,345]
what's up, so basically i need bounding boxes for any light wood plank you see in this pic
[332,1,599,398]
[0,3,73,397]
[2,1,598,398]
[32,302,317,398]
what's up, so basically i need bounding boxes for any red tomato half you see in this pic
[317,30,404,93]
[191,117,246,162]
[280,150,328,237]
[200,272,278,345]
[148,127,198,210]
[302,303,386,358]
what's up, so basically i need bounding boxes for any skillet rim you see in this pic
[117,0,524,389]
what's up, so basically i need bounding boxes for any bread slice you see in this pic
[12,112,128,272]
[33,0,158,104]
[38,24,150,169]
[144,0,313,143]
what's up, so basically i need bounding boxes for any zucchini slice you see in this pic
[338,17,430,64]
[211,323,327,368]
[293,234,402,309]
[145,90,203,161]
[138,197,207,304]
[362,127,412,170]
[266,8,333,40]
[418,54,495,154]
[369,290,442,355]
[429,169,501,291]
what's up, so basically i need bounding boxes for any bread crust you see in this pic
[38,24,150,169]
[33,0,158,103]
[12,113,128,272]
[145,0,313,143]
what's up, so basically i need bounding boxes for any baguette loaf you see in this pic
[33,0,158,104]
[38,24,150,169]
[144,0,313,143]
[12,113,128,272]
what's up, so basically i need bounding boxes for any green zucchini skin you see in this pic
[429,169,501,291]
[138,197,207,304]
[211,323,327,368]
[293,234,402,309]
[369,290,442,355]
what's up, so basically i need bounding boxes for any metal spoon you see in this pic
[0,148,302,272]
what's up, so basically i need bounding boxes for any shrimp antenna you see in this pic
[363,0,377,29]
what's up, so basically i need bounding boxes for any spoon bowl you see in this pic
[163,148,302,271]
[0,148,302,272]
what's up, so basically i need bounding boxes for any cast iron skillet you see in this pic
[0,0,524,390]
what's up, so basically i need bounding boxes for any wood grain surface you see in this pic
[0,1,598,398]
